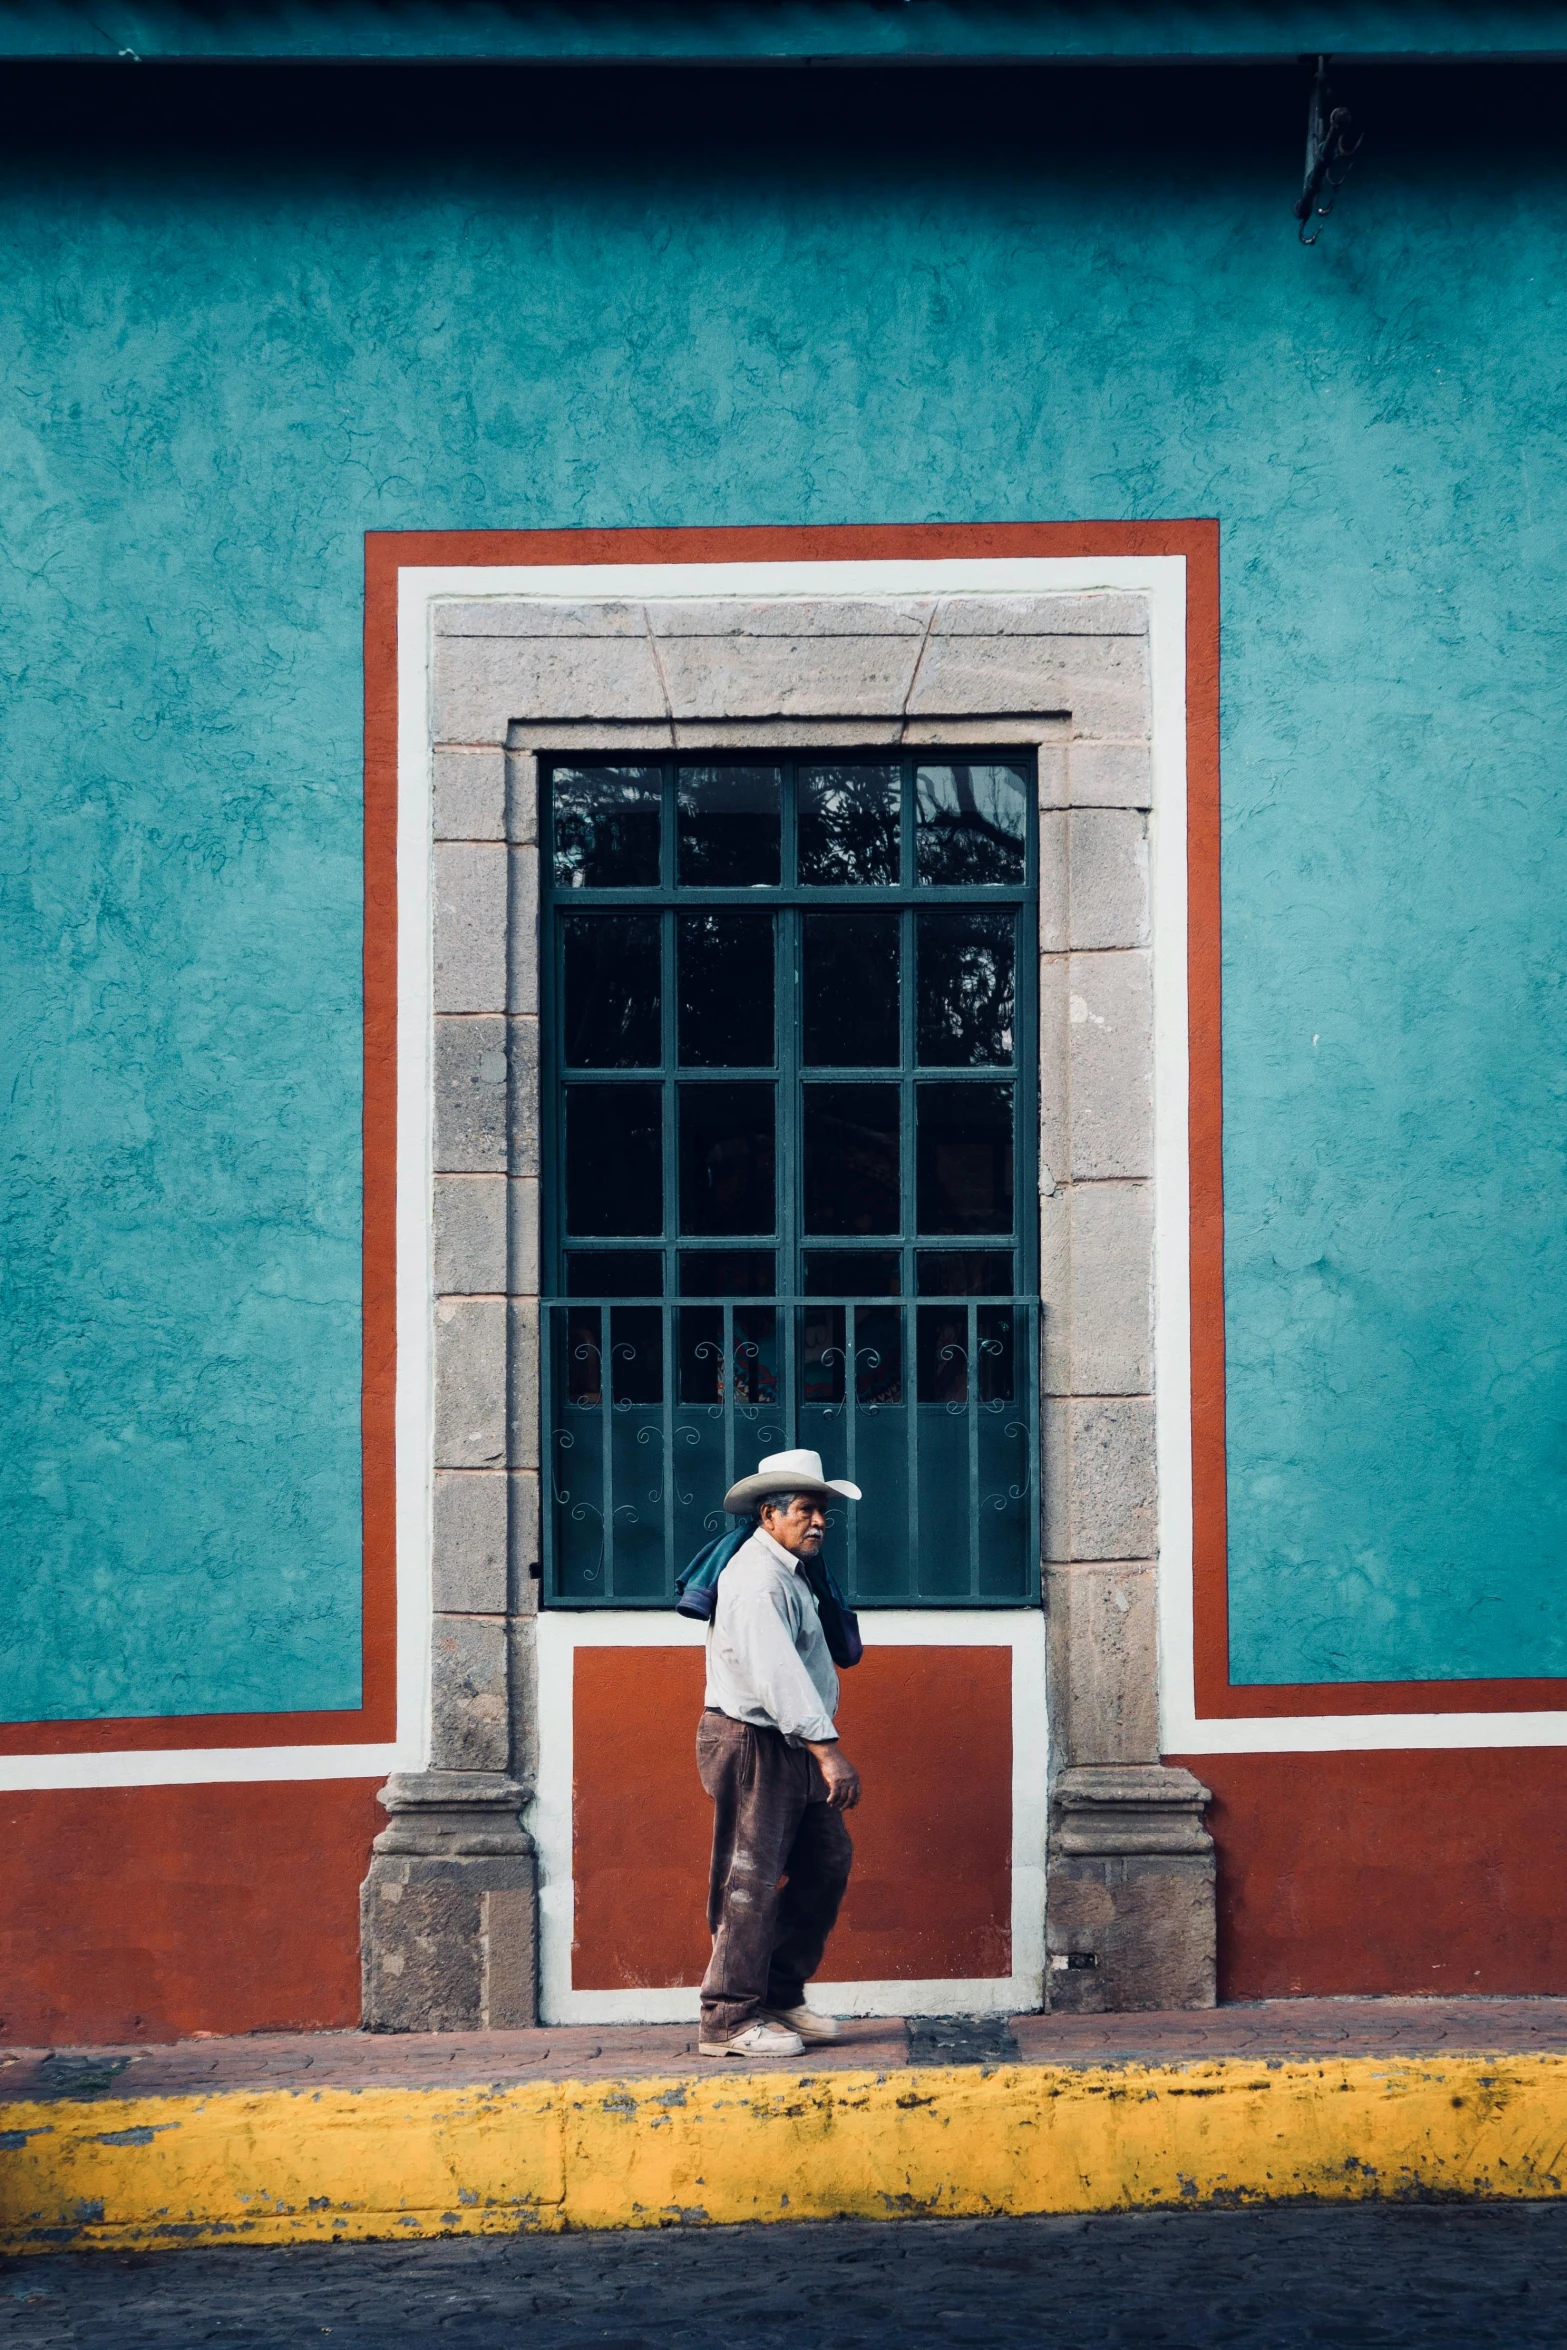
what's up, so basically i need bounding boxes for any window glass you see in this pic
[566,1250,663,1296]
[679,1250,776,1296]
[803,1250,901,1296]
[803,1085,900,1235]
[977,1305,1016,1403]
[915,761,1028,885]
[679,1305,778,1404]
[917,1305,971,1403]
[565,1084,663,1235]
[916,910,1015,1067]
[553,766,661,889]
[546,749,1035,1611]
[678,912,775,1067]
[562,914,661,1067]
[564,1305,606,1405]
[609,1307,663,1404]
[916,1250,1013,1296]
[802,912,900,1067]
[852,1305,903,1405]
[798,763,900,886]
[678,1083,775,1235]
[677,765,781,887]
[915,1302,1017,1403]
[915,1083,1013,1234]
[800,1303,845,1405]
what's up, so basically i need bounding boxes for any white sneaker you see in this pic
[698,2019,805,2058]
[762,2005,840,2043]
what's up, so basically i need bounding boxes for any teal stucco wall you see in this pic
[1,61,1563,1716]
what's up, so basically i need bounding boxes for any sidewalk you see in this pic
[5,2000,1567,2254]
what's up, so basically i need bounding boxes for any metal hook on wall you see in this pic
[1295,54,1363,244]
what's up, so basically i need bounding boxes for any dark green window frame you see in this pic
[540,752,1039,1609]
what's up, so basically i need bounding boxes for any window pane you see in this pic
[803,1085,900,1235]
[562,914,661,1068]
[916,1251,1013,1296]
[916,1084,1013,1235]
[679,1250,775,1296]
[678,1305,778,1404]
[565,1084,663,1235]
[553,765,661,889]
[978,1305,1016,1403]
[677,764,781,887]
[802,913,900,1067]
[565,1305,605,1404]
[678,912,775,1067]
[610,1306,663,1405]
[851,1304,903,1405]
[915,761,1028,885]
[917,1304,971,1403]
[798,763,900,886]
[803,1250,901,1297]
[567,1250,663,1297]
[678,1083,775,1235]
[916,1302,1016,1404]
[801,1303,846,1405]
[916,911,1015,1067]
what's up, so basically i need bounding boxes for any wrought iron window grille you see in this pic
[541,751,1041,1610]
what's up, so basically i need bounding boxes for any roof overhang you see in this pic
[4,2,1567,69]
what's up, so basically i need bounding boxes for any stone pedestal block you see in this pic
[1046,1764,1214,2013]
[360,1772,537,2032]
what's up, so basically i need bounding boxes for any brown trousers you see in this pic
[695,1708,854,2037]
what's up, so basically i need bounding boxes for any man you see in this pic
[696,1448,864,2059]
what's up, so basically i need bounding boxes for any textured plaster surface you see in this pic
[3,65,1565,1718]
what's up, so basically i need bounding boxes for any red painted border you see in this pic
[15,516,1553,1755]
[1174,1749,1567,1995]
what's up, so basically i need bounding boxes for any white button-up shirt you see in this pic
[703,1526,840,1746]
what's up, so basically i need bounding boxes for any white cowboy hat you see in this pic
[722,1447,862,1516]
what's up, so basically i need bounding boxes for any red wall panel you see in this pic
[1178,1748,1567,1998]
[572,1646,1013,1991]
[0,1779,382,2046]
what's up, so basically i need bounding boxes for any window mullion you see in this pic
[901,759,920,1601]
[777,766,800,1455]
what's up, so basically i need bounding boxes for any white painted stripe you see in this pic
[0,1744,400,1793]
[532,1608,1046,2026]
[395,566,437,1777]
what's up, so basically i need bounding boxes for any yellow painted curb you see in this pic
[4,2053,1566,2253]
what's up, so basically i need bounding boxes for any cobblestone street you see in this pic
[6,2204,1566,2349]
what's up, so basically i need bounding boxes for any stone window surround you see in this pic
[360,574,1214,2032]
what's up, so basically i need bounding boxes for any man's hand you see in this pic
[805,1740,861,1811]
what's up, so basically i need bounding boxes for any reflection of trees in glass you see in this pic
[917,911,1015,1066]
[677,765,781,887]
[678,912,775,1067]
[563,914,661,1067]
[915,763,1027,884]
[553,767,662,889]
[798,764,900,885]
